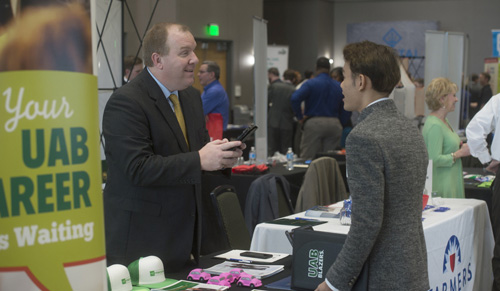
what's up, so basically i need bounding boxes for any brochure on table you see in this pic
[204,261,284,279]
[304,205,342,218]
[214,249,289,263]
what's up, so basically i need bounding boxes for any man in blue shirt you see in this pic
[198,60,230,134]
[291,57,351,159]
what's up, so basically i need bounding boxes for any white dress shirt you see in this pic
[466,93,500,164]
[147,67,178,112]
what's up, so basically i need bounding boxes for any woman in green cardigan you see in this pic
[422,77,470,198]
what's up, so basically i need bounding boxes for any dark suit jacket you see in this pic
[326,100,429,290]
[102,69,210,271]
[268,80,295,130]
[244,173,293,236]
[479,84,493,108]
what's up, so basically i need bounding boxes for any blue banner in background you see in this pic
[493,30,500,57]
[347,20,438,57]
[347,20,438,79]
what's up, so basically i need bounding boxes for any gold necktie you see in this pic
[169,94,189,147]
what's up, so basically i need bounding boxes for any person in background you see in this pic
[330,67,353,148]
[293,69,313,155]
[468,73,481,101]
[296,69,313,90]
[103,22,244,271]
[466,93,500,291]
[468,73,482,118]
[330,66,344,83]
[292,70,302,86]
[285,68,299,86]
[123,55,143,83]
[422,77,470,198]
[316,40,429,291]
[267,66,280,84]
[291,57,350,159]
[331,66,360,129]
[478,72,493,109]
[198,60,230,135]
[0,3,91,73]
[413,77,424,89]
[268,68,296,154]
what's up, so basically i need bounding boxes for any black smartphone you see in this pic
[230,125,258,151]
[240,251,273,259]
[236,124,258,143]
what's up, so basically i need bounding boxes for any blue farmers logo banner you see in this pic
[422,201,494,291]
[440,235,472,290]
[443,235,461,273]
[428,235,474,291]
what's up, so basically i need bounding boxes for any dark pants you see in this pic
[493,167,500,291]
[268,127,293,155]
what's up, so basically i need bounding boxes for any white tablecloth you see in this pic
[250,198,494,291]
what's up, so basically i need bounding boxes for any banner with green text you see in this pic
[0,2,106,290]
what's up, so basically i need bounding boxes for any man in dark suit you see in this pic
[267,67,296,154]
[316,41,429,290]
[102,23,244,271]
[478,72,493,109]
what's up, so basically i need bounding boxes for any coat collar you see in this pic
[138,69,190,152]
[357,98,397,124]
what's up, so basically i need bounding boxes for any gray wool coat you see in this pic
[326,99,430,291]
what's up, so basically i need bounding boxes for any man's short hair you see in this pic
[142,22,190,67]
[481,72,491,82]
[283,69,297,82]
[202,60,220,80]
[343,41,400,95]
[471,73,479,82]
[123,55,143,74]
[268,67,279,77]
[316,57,331,71]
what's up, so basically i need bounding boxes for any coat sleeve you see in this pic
[325,131,384,290]
[290,83,310,120]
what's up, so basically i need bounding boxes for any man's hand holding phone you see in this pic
[199,139,245,171]
[230,124,258,151]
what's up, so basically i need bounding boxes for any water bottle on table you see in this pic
[286,147,294,170]
[249,146,256,164]
[340,199,352,225]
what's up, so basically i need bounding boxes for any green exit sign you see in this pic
[206,24,219,36]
